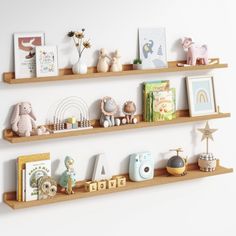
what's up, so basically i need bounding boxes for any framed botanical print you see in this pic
[186,75,217,117]
[139,28,167,69]
[36,46,58,77]
[14,32,45,79]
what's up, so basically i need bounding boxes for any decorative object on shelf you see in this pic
[35,46,58,77]
[25,159,51,201]
[166,148,187,176]
[14,32,45,79]
[129,152,154,181]
[38,176,57,200]
[46,96,93,133]
[67,29,91,74]
[121,101,137,125]
[186,75,217,117]
[11,102,37,137]
[152,89,176,121]
[35,125,50,136]
[181,37,208,66]
[97,48,111,72]
[139,28,167,69]
[198,121,217,172]
[59,156,76,194]
[110,50,122,72]
[92,153,112,181]
[133,58,143,70]
[143,80,170,122]
[100,96,120,128]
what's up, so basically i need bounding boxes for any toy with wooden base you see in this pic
[198,121,217,172]
[166,148,187,176]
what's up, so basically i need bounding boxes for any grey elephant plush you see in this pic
[100,97,120,128]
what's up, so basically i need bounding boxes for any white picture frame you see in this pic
[186,75,217,117]
[14,32,45,79]
[36,46,58,77]
[139,28,167,69]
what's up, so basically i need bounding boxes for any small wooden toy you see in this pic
[97,48,111,73]
[59,156,76,194]
[110,50,122,72]
[107,179,117,189]
[97,180,107,191]
[38,176,57,200]
[181,37,208,66]
[198,121,217,172]
[166,148,187,176]
[121,101,137,125]
[100,97,121,128]
[113,176,126,187]
[84,181,97,192]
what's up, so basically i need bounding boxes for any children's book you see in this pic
[152,88,176,121]
[143,80,169,121]
[25,159,51,201]
[16,153,50,201]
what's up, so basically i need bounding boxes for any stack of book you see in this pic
[16,153,51,202]
[143,80,176,122]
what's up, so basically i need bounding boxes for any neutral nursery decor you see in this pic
[166,148,188,176]
[198,121,218,172]
[67,29,91,74]
[100,96,120,128]
[121,101,137,124]
[110,50,122,72]
[129,152,154,182]
[97,48,111,72]
[59,156,77,194]
[133,58,143,70]
[38,176,57,200]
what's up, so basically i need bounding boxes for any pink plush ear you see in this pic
[28,103,36,121]
[11,103,20,124]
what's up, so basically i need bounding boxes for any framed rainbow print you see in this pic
[186,75,217,117]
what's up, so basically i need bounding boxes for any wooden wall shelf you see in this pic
[3,161,233,209]
[3,111,230,144]
[3,58,227,84]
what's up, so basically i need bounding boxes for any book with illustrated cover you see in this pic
[16,153,50,201]
[152,88,176,121]
[143,80,169,121]
[25,159,51,201]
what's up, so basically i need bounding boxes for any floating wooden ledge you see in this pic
[3,58,227,84]
[3,111,231,144]
[3,161,233,209]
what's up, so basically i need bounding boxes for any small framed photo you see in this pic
[14,32,45,79]
[186,75,217,117]
[139,28,167,69]
[36,46,58,77]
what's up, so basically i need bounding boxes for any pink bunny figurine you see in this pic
[10,102,37,137]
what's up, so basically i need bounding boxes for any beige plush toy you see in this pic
[97,48,111,72]
[110,50,122,72]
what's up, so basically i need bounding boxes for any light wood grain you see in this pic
[3,111,230,144]
[3,161,233,209]
[3,59,227,84]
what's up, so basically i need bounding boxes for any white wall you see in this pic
[0,0,235,235]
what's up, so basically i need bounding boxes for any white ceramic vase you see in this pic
[72,58,88,74]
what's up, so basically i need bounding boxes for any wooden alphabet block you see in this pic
[84,181,97,192]
[97,180,107,191]
[65,123,72,129]
[114,176,126,187]
[72,123,78,129]
[67,117,76,124]
[107,179,117,189]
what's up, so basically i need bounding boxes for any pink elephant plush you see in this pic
[182,37,208,66]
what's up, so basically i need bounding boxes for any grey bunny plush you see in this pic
[10,102,37,137]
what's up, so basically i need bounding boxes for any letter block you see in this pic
[114,176,126,187]
[84,181,97,192]
[107,179,117,189]
[97,180,107,191]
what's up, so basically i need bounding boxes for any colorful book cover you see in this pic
[25,159,51,201]
[22,169,26,201]
[152,88,176,121]
[16,153,50,201]
[143,80,169,121]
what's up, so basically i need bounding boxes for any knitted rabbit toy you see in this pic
[10,102,37,137]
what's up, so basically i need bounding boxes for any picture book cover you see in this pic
[143,80,169,121]
[16,153,50,201]
[139,28,167,69]
[25,159,51,201]
[152,88,176,121]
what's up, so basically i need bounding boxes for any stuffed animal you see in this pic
[97,48,111,72]
[110,50,122,72]
[100,97,120,128]
[181,37,208,66]
[10,102,37,137]
[122,101,137,124]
